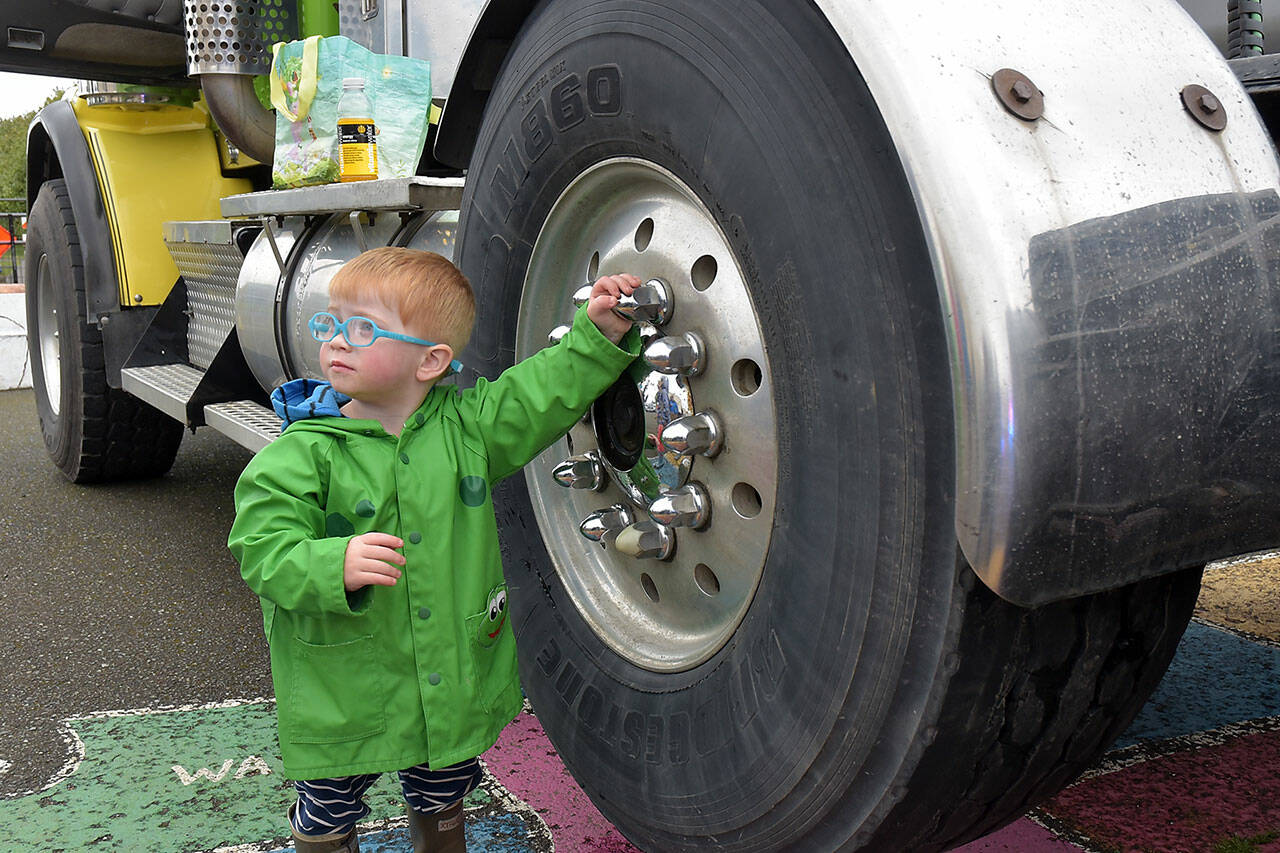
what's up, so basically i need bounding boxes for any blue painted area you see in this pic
[267,816,537,852]
[1116,621,1280,747]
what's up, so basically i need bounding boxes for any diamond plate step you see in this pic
[120,364,203,424]
[204,400,282,454]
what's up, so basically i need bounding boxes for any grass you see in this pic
[1213,829,1280,853]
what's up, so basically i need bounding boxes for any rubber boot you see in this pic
[288,803,360,853]
[406,800,465,853]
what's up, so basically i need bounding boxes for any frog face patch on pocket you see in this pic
[474,585,507,648]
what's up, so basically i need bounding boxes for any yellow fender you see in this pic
[74,98,254,308]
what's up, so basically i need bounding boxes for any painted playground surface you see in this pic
[1,555,1277,851]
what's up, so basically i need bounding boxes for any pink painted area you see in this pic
[486,709,640,852]
[953,817,1080,852]
[1044,729,1280,853]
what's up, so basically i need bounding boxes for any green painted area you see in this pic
[1,702,410,851]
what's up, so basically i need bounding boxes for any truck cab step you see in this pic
[121,364,281,452]
[120,364,203,424]
[203,400,281,453]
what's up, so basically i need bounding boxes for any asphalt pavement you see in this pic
[0,387,267,797]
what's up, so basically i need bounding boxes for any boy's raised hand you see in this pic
[343,531,405,591]
[586,273,642,344]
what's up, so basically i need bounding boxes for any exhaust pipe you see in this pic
[182,0,292,166]
[198,74,275,165]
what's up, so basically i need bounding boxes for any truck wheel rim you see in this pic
[518,158,778,672]
[34,255,61,416]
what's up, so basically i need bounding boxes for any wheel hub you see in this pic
[518,158,777,672]
[34,255,61,416]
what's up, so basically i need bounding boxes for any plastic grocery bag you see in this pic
[269,35,431,189]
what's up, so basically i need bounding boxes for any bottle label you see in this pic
[338,118,378,181]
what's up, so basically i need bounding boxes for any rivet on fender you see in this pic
[991,68,1044,122]
[1181,84,1227,132]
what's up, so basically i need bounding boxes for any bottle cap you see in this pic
[343,77,365,89]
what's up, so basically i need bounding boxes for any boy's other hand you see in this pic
[343,531,406,591]
[586,274,641,344]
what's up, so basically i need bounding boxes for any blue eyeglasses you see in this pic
[309,312,463,373]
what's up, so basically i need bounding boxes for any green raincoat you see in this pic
[228,307,637,779]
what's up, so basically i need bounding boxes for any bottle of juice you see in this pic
[337,77,377,182]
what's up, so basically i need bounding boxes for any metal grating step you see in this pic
[120,364,203,424]
[204,400,282,453]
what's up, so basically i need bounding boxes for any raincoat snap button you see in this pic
[418,606,431,620]
[428,672,442,685]
[415,413,425,426]
[408,531,422,544]
[399,452,410,464]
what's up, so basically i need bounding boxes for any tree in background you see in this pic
[0,89,68,208]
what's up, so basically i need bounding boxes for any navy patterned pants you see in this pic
[291,758,482,836]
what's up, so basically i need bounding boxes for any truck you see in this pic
[4,1,1279,850]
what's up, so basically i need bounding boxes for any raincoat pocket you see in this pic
[465,587,516,712]
[286,633,387,744]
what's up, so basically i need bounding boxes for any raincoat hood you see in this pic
[271,378,351,427]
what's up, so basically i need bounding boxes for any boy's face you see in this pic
[319,293,433,403]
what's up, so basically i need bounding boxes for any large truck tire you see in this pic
[24,179,182,483]
[455,1,1203,849]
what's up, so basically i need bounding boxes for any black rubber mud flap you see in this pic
[455,2,1203,849]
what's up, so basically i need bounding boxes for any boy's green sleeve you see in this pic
[463,306,640,482]
[228,436,369,619]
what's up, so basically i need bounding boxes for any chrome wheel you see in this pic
[34,255,61,416]
[518,158,777,672]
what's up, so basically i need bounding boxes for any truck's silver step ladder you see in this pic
[121,218,283,453]
[203,401,282,453]
[121,367,281,453]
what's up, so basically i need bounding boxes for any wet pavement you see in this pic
[1,383,1278,851]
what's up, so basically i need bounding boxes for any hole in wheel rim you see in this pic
[634,218,654,252]
[695,563,720,596]
[731,358,763,396]
[732,483,762,518]
[691,255,717,291]
[641,573,659,602]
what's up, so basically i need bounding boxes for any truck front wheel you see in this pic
[25,179,182,483]
[456,2,1202,849]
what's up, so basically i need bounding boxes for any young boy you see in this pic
[227,247,639,852]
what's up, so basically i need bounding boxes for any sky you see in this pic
[0,72,76,120]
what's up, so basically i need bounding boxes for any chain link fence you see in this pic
[0,199,26,285]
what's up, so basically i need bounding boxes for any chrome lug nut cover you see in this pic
[648,482,710,529]
[644,332,704,376]
[579,504,635,542]
[613,520,676,560]
[553,452,607,491]
[612,278,673,325]
[547,324,571,345]
[659,411,723,458]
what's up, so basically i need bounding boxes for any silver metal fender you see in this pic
[816,0,1280,604]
